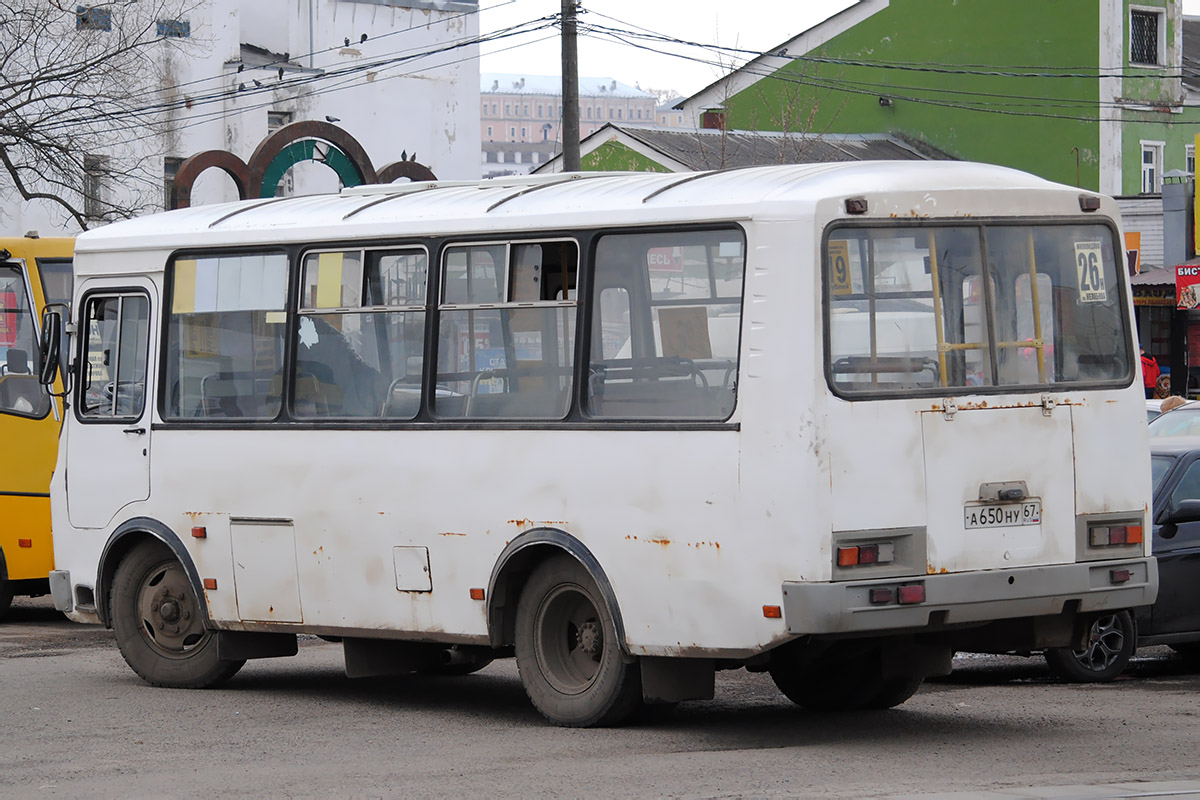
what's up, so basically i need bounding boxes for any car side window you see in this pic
[1165,459,1200,547]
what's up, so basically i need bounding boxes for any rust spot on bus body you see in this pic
[647,538,671,546]
[438,532,467,537]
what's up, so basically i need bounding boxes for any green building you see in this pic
[662,0,1197,197]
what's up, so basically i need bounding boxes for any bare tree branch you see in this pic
[0,0,203,229]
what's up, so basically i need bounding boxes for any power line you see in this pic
[579,18,1193,126]
[102,29,562,150]
[583,12,1192,81]
[36,15,559,138]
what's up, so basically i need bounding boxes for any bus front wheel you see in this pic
[0,550,13,620]
[111,542,243,689]
[514,555,641,727]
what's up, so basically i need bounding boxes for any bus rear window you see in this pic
[825,223,1131,395]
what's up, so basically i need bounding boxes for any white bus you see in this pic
[41,163,1155,727]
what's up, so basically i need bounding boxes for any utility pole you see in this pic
[561,0,580,172]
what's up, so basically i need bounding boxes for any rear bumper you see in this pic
[781,558,1157,635]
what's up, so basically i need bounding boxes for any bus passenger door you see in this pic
[66,289,153,529]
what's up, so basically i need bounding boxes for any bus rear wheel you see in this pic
[514,555,641,727]
[111,542,243,689]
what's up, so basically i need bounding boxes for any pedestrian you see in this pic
[1141,347,1160,399]
[1155,373,1171,400]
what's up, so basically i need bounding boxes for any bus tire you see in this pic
[769,645,921,711]
[514,555,640,727]
[864,676,924,709]
[1044,610,1135,683]
[0,550,12,620]
[111,542,243,689]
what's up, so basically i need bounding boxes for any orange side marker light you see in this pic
[469,588,485,601]
[762,605,782,619]
[17,538,32,548]
[202,578,217,590]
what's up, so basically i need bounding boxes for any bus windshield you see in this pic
[826,223,1131,395]
[0,264,50,417]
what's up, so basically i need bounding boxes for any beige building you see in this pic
[480,73,657,176]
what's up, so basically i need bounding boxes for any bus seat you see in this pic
[467,387,568,419]
[6,347,29,374]
[381,381,421,418]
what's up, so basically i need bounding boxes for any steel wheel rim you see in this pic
[135,560,210,658]
[533,583,604,695]
[1072,614,1125,672]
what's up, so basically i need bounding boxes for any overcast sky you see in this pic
[480,0,1200,100]
[478,0,857,98]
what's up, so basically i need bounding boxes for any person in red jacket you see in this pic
[1141,346,1160,399]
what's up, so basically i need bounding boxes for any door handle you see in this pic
[122,427,146,435]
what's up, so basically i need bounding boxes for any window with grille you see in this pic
[83,155,109,222]
[1131,10,1161,65]
[163,156,184,211]
[76,6,111,31]
[157,19,190,38]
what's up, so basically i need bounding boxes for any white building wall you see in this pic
[1118,195,1165,268]
[6,0,480,236]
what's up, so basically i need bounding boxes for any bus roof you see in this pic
[72,161,1102,271]
[0,237,75,260]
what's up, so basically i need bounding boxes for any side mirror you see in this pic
[36,304,66,391]
[1163,498,1200,526]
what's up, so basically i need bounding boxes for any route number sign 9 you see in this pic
[829,240,852,296]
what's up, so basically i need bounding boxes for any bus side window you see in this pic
[296,247,428,419]
[433,240,577,420]
[164,253,288,420]
[78,294,148,419]
[586,230,744,420]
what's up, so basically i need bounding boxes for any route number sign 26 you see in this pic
[1074,241,1107,304]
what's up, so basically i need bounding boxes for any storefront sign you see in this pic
[1178,265,1200,309]
[1124,232,1141,276]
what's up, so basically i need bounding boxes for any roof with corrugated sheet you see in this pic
[73,162,1086,271]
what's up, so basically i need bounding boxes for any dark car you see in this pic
[1044,435,1200,681]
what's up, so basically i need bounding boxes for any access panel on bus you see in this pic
[825,221,1136,574]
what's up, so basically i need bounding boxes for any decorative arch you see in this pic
[170,151,250,210]
[169,120,439,210]
[377,159,437,184]
[247,120,377,199]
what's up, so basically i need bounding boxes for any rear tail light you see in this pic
[867,583,925,606]
[837,542,896,567]
[868,588,894,605]
[1090,524,1144,547]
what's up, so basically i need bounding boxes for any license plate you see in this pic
[964,500,1041,529]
